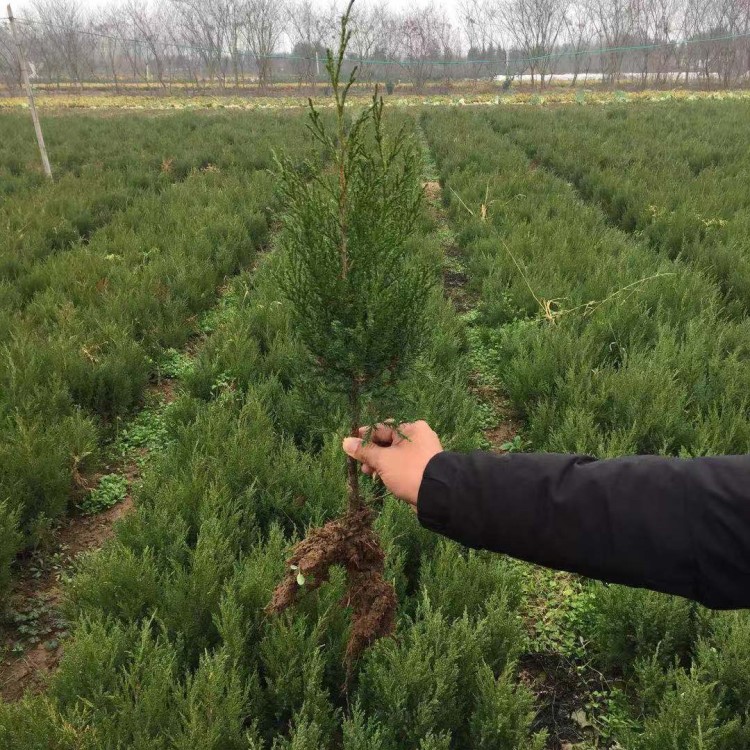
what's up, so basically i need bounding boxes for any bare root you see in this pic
[266,506,396,661]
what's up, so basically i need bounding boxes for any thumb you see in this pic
[342,437,383,469]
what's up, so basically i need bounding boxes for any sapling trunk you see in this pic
[266,0,432,665]
[347,381,362,511]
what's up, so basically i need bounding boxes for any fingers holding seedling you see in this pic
[357,420,402,477]
[343,420,444,506]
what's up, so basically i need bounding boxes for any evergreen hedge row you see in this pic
[422,106,750,747]
[0,112,316,589]
[0,126,546,746]
[492,101,750,316]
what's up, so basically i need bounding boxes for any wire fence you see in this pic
[2,11,750,95]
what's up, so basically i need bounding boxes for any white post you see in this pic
[7,4,52,179]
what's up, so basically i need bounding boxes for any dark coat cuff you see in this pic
[416,452,455,535]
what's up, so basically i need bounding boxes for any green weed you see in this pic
[79,474,128,515]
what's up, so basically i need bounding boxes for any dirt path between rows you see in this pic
[423,177,522,450]
[0,497,136,701]
[0,378,181,702]
[421,167,604,750]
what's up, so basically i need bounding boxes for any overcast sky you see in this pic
[8,0,465,24]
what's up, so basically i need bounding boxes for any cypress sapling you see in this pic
[266,0,433,663]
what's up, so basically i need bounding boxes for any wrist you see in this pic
[416,451,451,529]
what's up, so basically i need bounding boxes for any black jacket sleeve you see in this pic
[417,451,750,610]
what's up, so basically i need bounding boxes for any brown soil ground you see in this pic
[0,379,178,702]
[519,652,612,748]
[0,496,135,701]
[6,78,744,100]
[422,179,441,202]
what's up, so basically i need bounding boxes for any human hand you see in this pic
[342,421,443,508]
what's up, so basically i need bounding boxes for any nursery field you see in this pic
[2,86,750,113]
[1,99,749,749]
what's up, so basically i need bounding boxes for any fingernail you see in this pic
[342,437,360,456]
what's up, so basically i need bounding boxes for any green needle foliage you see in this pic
[276,0,432,506]
[267,0,434,664]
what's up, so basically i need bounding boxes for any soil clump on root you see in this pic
[267,506,396,662]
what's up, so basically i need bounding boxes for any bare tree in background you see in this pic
[287,0,330,87]
[560,2,593,84]
[28,19,64,88]
[349,1,393,82]
[742,0,750,83]
[433,4,461,84]
[682,0,748,87]
[368,5,402,84]
[396,5,458,91]
[503,0,570,87]
[32,0,93,90]
[0,24,21,94]
[2,0,749,94]
[226,0,247,87]
[682,0,710,83]
[645,0,682,83]
[127,0,172,89]
[313,0,343,51]
[92,5,125,92]
[585,0,637,84]
[458,0,503,81]
[170,0,230,88]
[101,2,139,84]
[632,0,652,84]
[629,0,681,85]
[395,9,435,91]
[710,0,750,87]
[244,0,286,90]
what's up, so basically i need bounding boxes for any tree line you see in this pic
[1,0,749,94]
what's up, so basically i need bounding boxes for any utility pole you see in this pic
[7,4,52,179]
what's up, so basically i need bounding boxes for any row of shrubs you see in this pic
[0,112,314,296]
[424,107,750,458]
[0,124,551,747]
[3,103,748,748]
[494,100,750,316]
[422,105,750,746]
[0,112,304,193]
[0,112,317,593]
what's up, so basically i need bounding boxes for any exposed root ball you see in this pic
[344,568,396,660]
[266,506,396,660]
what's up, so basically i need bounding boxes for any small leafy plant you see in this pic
[500,434,528,453]
[79,473,128,515]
